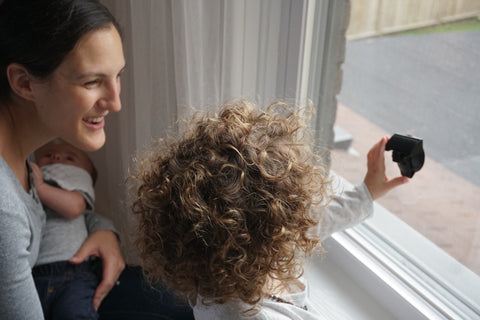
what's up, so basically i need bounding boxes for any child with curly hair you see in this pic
[131,100,407,319]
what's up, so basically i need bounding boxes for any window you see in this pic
[97,1,479,317]
[330,0,480,318]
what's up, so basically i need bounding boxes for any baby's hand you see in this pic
[30,162,45,188]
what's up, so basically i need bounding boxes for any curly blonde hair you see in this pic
[131,100,331,307]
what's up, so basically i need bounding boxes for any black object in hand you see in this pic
[385,134,424,178]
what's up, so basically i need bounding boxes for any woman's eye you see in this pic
[117,67,126,78]
[84,80,100,88]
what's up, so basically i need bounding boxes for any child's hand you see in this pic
[30,162,45,188]
[363,136,409,200]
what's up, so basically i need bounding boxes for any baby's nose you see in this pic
[51,153,62,161]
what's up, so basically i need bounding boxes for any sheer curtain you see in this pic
[96,0,349,263]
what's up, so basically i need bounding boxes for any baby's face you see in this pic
[35,143,93,176]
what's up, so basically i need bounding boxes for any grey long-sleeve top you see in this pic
[0,156,117,320]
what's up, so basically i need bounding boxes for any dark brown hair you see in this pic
[0,0,121,102]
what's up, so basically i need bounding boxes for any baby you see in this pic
[31,140,101,319]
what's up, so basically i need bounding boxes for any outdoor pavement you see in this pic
[331,30,480,275]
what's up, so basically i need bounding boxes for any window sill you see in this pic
[306,187,480,319]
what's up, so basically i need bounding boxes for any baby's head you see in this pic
[132,100,330,306]
[35,139,97,182]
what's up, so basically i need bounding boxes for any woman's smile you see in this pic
[82,114,107,129]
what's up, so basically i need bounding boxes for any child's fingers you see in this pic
[367,136,388,169]
[386,176,409,192]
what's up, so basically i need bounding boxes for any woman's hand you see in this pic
[70,230,125,310]
[364,136,409,200]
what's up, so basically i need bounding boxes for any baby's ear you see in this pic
[6,63,36,101]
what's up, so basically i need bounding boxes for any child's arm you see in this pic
[31,162,86,219]
[313,136,409,240]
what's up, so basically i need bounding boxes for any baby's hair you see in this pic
[132,100,331,307]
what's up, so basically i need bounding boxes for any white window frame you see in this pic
[320,179,480,320]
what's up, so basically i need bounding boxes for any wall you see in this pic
[347,0,480,39]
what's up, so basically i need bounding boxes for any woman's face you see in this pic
[31,24,125,151]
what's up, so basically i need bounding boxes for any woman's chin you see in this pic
[82,141,105,152]
[84,136,106,151]
[64,133,106,152]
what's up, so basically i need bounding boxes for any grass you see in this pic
[397,18,480,36]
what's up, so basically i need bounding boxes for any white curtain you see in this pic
[96,0,349,263]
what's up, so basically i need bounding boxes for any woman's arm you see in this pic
[0,208,44,319]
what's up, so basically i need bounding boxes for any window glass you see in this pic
[332,1,480,276]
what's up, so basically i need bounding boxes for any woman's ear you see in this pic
[6,63,36,101]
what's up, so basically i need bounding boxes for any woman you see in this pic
[0,0,125,318]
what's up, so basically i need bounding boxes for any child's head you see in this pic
[132,100,330,306]
[35,139,97,182]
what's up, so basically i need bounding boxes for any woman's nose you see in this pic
[100,79,122,112]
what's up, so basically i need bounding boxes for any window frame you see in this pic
[325,178,480,319]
